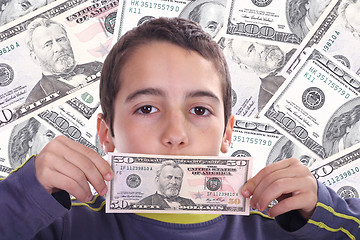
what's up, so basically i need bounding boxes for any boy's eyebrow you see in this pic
[186,90,220,103]
[125,88,220,103]
[125,88,165,102]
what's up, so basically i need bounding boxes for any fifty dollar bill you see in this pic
[0,0,118,130]
[106,153,252,215]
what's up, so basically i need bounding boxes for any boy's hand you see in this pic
[35,136,113,203]
[241,157,318,220]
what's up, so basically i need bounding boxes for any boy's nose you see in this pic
[161,112,189,149]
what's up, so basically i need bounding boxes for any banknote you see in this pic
[260,47,360,160]
[0,83,104,178]
[106,153,252,215]
[219,37,297,116]
[224,0,335,44]
[222,116,317,177]
[0,0,57,28]
[310,142,360,199]
[0,0,118,130]
[37,82,104,156]
[283,0,360,77]
[112,0,227,45]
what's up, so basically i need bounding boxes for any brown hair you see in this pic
[100,17,231,136]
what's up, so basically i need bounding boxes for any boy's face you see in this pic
[98,41,233,156]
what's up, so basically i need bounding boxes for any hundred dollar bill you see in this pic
[224,0,334,44]
[0,83,104,178]
[310,142,360,199]
[106,153,252,215]
[219,37,296,116]
[260,47,360,160]
[222,116,317,177]
[112,0,227,44]
[0,0,118,130]
[37,83,105,155]
[0,0,57,28]
[284,0,360,77]
[0,115,58,177]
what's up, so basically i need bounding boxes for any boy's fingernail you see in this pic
[243,189,250,198]
[100,187,107,196]
[87,195,93,202]
[105,173,112,180]
[256,203,261,211]
[250,200,255,209]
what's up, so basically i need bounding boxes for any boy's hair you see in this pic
[100,17,231,136]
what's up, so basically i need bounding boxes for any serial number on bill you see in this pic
[207,191,239,197]
[130,1,180,12]
[231,136,272,146]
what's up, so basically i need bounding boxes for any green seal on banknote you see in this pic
[206,177,222,191]
[81,92,94,104]
[105,12,117,34]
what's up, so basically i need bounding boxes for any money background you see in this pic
[221,116,317,177]
[0,0,359,204]
[0,0,117,129]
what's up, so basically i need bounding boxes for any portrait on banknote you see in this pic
[222,37,296,112]
[323,98,360,157]
[340,0,360,39]
[266,136,316,167]
[24,17,103,105]
[179,0,226,39]
[0,0,56,26]
[8,117,55,168]
[137,160,196,210]
[287,0,332,41]
[283,0,360,77]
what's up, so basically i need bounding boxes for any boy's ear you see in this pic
[220,114,235,154]
[97,113,115,153]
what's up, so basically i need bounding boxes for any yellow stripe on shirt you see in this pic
[317,202,360,227]
[308,219,355,240]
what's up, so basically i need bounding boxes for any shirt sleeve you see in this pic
[0,156,69,239]
[276,180,360,239]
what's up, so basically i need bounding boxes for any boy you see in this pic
[1,17,359,239]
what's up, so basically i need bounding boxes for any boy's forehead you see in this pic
[116,41,224,100]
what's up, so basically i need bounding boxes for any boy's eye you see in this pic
[190,107,211,116]
[136,105,158,114]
